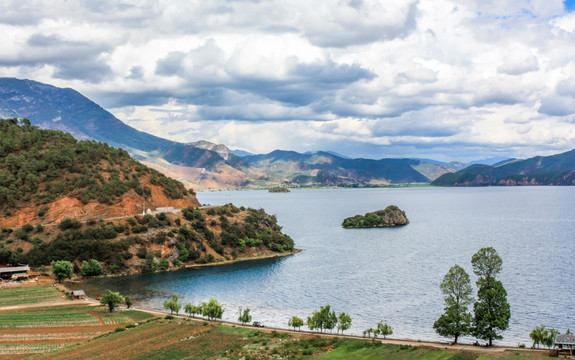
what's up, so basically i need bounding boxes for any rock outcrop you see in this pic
[342,205,409,228]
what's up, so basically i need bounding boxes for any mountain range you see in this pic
[2,77,575,189]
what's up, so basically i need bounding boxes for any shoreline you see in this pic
[68,291,543,356]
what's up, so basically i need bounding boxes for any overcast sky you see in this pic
[1,0,575,161]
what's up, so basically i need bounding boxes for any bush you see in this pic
[58,218,82,231]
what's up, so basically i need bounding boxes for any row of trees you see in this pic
[433,247,510,346]
[51,259,103,282]
[163,295,225,321]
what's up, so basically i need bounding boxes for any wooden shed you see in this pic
[72,290,86,300]
[0,265,30,280]
[556,334,575,358]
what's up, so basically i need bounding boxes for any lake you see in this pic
[81,187,575,346]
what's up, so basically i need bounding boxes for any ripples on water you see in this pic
[83,187,575,346]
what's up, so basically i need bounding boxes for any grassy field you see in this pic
[0,285,63,307]
[0,285,555,360]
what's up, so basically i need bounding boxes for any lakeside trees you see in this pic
[471,247,510,346]
[238,307,252,325]
[434,247,510,347]
[51,260,73,282]
[433,265,473,344]
[288,316,304,331]
[163,294,182,315]
[100,290,124,312]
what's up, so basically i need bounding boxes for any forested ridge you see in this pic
[0,118,192,215]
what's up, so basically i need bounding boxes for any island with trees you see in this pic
[342,205,408,228]
[268,186,291,193]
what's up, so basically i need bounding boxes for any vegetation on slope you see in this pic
[0,118,192,216]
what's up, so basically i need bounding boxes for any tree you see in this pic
[376,321,393,339]
[163,294,181,314]
[337,312,352,334]
[543,328,559,349]
[471,248,510,346]
[80,259,103,277]
[124,295,133,309]
[471,247,502,281]
[201,298,224,320]
[100,290,124,312]
[184,303,201,318]
[238,307,252,325]
[530,325,546,349]
[288,316,304,331]
[433,265,473,344]
[307,305,337,333]
[51,260,73,282]
[363,328,374,339]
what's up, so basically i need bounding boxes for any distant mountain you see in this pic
[432,150,575,186]
[0,77,472,189]
[242,150,453,185]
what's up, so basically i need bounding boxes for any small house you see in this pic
[72,290,86,300]
[0,265,30,280]
[556,334,575,358]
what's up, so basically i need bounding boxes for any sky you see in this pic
[1,1,575,161]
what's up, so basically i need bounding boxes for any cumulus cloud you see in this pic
[1,0,575,160]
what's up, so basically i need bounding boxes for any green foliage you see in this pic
[80,259,103,277]
[471,248,510,346]
[288,315,304,331]
[433,265,473,344]
[58,218,82,231]
[184,303,202,318]
[51,260,73,282]
[307,305,337,333]
[163,294,182,314]
[0,119,190,215]
[342,205,407,228]
[337,312,352,334]
[376,321,393,339]
[124,295,134,309]
[100,289,124,312]
[238,307,252,324]
[201,298,224,320]
[158,258,170,271]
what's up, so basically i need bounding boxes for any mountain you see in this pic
[242,150,453,185]
[0,119,295,273]
[0,118,199,228]
[0,77,461,188]
[432,149,575,186]
[0,77,251,190]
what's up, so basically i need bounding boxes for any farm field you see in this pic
[0,284,554,360]
[0,284,155,359]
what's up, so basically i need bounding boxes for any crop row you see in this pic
[0,286,62,306]
[0,331,104,341]
[101,316,131,325]
[0,343,69,354]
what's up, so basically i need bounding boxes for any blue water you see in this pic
[84,187,575,346]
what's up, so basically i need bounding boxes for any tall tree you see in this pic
[80,259,102,277]
[471,248,510,346]
[100,290,124,312]
[433,265,473,344]
[376,321,393,339]
[184,303,201,318]
[51,260,73,283]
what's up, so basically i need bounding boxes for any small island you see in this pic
[342,205,409,228]
[268,186,291,193]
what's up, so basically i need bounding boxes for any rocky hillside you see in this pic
[432,149,575,186]
[0,118,199,228]
[0,119,295,273]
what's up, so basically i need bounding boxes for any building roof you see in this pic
[0,266,30,274]
[556,334,575,346]
[72,290,86,296]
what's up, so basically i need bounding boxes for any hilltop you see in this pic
[432,149,575,186]
[0,119,295,274]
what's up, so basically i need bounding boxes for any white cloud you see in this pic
[0,0,574,161]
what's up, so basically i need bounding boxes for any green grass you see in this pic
[0,285,62,306]
[0,305,101,328]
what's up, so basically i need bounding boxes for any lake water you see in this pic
[82,187,575,346]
